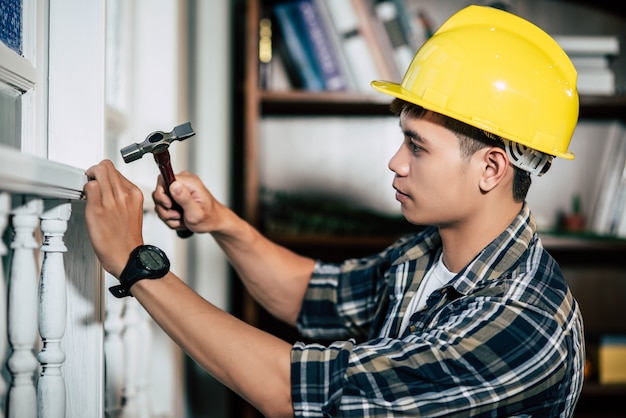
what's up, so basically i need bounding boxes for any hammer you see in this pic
[120,122,195,238]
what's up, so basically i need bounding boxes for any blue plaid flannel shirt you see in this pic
[292,203,585,417]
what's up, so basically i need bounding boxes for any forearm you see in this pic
[131,273,294,418]
[212,205,316,325]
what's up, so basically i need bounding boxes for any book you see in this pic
[273,1,325,91]
[258,15,273,90]
[576,67,615,95]
[587,121,626,235]
[322,0,382,92]
[570,55,610,70]
[551,35,619,95]
[267,53,293,91]
[312,0,357,90]
[598,335,626,384]
[374,0,415,74]
[296,0,351,91]
[390,0,431,52]
[615,182,626,238]
[608,167,626,236]
[350,0,402,81]
[553,35,620,56]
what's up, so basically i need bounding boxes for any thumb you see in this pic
[169,181,189,205]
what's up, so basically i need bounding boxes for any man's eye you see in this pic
[409,141,423,153]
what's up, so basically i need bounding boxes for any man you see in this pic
[84,5,584,417]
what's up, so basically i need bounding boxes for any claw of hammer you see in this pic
[120,122,196,238]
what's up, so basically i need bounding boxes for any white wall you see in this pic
[183,1,233,417]
[260,116,400,215]
[187,1,232,312]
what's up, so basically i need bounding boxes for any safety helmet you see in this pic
[371,5,579,169]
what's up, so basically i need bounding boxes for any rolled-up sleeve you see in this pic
[297,254,393,341]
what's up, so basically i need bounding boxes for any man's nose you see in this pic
[388,146,408,176]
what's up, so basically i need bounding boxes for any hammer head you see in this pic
[120,122,195,163]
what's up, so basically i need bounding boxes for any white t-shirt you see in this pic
[399,253,456,335]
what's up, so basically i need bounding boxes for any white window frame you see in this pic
[0,0,48,157]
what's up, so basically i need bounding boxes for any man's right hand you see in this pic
[152,171,224,235]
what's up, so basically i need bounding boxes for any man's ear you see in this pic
[479,147,510,193]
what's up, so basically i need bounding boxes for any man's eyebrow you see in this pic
[401,127,427,144]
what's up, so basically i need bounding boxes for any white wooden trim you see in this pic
[0,43,36,92]
[0,145,87,199]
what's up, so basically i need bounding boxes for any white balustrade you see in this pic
[0,145,94,418]
[0,145,172,417]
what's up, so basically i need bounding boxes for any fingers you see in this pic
[152,174,171,205]
[152,171,215,233]
[83,160,145,276]
[85,160,133,201]
[152,176,184,231]
[84,160,116,217]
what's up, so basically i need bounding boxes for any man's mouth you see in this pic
[394,186,410,201]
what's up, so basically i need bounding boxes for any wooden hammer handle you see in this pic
[153,150,193,238]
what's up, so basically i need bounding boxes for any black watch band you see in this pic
[109,245,170,298]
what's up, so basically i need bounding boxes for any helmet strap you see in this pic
[503,140,553,176]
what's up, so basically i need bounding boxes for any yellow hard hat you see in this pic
[371,5,578,160]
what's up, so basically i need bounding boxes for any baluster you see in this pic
[134,307,153,418]
[0,192,10,418]
[37,201,71,418]
[120,298,145,418]
[104,273,125,418]
[7,198,42,418]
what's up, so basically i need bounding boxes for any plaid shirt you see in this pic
[292,204,585,417]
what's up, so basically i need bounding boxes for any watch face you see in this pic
[139,247,168,271]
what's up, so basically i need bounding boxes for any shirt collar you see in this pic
[394,202,536,296]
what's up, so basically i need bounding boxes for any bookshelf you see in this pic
[232,0,626,416]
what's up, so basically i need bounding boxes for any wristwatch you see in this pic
[109,245,170,298]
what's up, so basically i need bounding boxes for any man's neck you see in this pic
[438,202,523,273]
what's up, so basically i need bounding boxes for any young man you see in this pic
[83,5,584,417]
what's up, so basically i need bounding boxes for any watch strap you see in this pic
[109,276,145,298]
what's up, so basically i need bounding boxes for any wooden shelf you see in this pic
[266,230,626,264]
[269,230,626,250]
[540,231,626,249]
[540,232,626,266]
[260,90,391,116]
[259,90,626,119]
[579,95,626,119]
[581,382,626,396]
[575,382,626,417]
